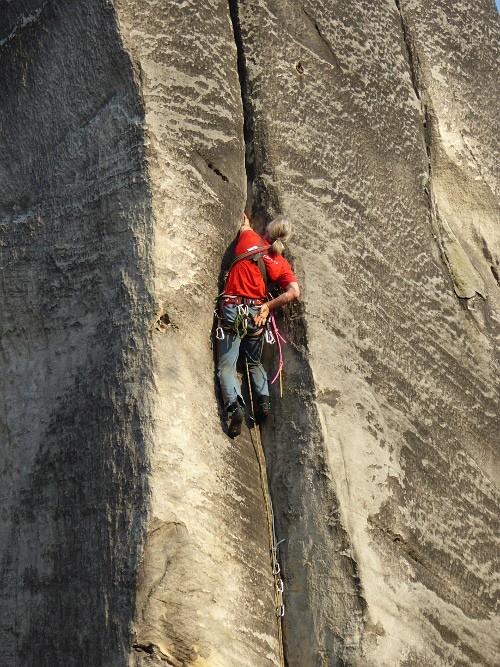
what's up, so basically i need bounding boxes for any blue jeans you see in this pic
[217,301,269,409]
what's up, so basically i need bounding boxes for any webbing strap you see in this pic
[229,245,269,288]
[229,245,268,269]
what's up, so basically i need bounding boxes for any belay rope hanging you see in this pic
[215,242,289,664]
[245,359,286,667]
[268,312,287,397]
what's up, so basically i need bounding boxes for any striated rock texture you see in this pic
[0,1,498,666]
[233,0,500,664]
[0,2,155,664]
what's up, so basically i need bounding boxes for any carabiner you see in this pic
[237,303,249,316]
[215,326,225,341]
[265,329,275,344]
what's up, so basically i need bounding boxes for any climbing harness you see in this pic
[214,237,288,394]
[214,296,266,341]
[245,359,286,667]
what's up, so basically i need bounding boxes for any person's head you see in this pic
[266,215,292,255]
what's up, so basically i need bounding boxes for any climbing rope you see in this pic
[245,359,286,667]
[269,313,287,398]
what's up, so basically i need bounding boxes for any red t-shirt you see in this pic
[224,229,297,299]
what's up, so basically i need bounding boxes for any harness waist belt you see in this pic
[220,295,266,306]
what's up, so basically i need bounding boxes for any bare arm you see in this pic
[254,281,300,327]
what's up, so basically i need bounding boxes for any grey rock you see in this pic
[0,0,498,666]
[236,0,499,664]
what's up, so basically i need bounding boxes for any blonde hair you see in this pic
[267,215,292,255]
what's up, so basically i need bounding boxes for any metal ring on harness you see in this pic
[265,329,275,344]
[237,303,249,316]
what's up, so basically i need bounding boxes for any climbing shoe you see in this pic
[227,402,244,439]
[255,395,271,424]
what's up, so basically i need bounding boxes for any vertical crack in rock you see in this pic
[394,0,421,101]
[228,0,255,205]
[228,4,369,664]
[268,317,369,666]
[227,4,289,663]
[395,0,488,312]
[228,0,280,217]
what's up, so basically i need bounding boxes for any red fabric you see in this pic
[224,229,297,299]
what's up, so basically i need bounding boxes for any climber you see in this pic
[216,212,300,438]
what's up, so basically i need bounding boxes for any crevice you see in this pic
[394,0,421,101]
[302,5,341,69]
[207,161,229,182]
[395,1,488,312]
[132,643,175,664]
[394,0,432,196]
[227,7,290,665]
[228,0,280,220]
[228,4,370,665]
[228,0,255,196]
[394,1,432,204]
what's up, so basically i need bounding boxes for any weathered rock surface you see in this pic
[234,1,499,664]
[0,1,498,666]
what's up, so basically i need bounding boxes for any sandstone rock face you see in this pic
[1,1,498,666]
[1,2,155,664]
[234,1,500,665]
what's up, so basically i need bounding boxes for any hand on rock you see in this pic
[240,212,252,232]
